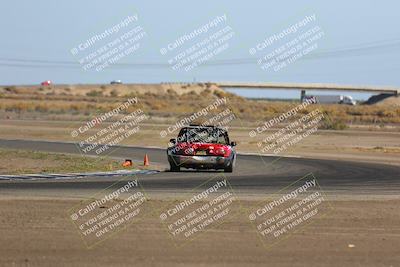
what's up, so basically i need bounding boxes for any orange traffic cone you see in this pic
[143,154,149,166]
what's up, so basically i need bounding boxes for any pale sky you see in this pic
[1,0,399,99]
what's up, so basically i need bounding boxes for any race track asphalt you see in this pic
[0,139,399,195]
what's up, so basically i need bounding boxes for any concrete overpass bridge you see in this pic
[216,82,400,95]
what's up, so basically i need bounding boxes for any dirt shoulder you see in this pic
[0,148,127,174]
[0,197,398,267]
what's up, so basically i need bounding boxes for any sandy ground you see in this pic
[0,195,399,267]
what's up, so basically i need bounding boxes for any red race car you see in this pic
[41,80,52,86]
[167,125,237,172]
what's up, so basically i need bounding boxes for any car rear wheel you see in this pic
[224,156,235,173]
[170,162,180,172]
[224,164,233,173]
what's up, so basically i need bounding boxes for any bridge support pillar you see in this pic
[300,90,306,101]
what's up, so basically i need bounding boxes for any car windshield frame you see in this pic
[177,127,229,145]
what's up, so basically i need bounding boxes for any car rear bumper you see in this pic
[168,154,234,169]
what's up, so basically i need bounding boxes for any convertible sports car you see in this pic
[167,125,236,172]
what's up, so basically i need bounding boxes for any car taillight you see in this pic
[215,148,225,155]
[210,148,229,157]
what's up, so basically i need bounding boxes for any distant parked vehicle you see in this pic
[303,95,356,105]
[110,80,122,84]
[41,80,52,86]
